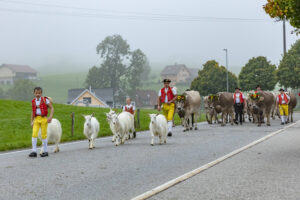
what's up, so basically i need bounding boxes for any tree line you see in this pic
[191,39,300,96]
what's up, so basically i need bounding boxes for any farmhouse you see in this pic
[160,64,199,84]
[0,64,38,85]
[135,90,158,108]
[68,87,113,108]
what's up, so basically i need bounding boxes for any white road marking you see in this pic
[131,120,299,200]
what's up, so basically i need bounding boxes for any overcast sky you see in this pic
[0,0,299,74]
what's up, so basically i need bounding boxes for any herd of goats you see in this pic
[37,90,298,155]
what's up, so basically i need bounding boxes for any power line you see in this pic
[0,0,271,22]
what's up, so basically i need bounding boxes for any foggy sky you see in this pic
[0,0,299,75]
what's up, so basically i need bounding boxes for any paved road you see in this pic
[150,118,300,200]
[0,114,299,200]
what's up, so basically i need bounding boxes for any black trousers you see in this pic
[234,103,244,123]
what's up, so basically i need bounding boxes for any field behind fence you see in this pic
[0,99,205,151]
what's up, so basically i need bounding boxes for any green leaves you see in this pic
[264,0,300,34]
[86,35,149,101]
[190,60,238,96]
[277,40,300,89]
[238,56,277,91]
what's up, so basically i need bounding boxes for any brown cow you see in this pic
[211,92,235,126]
[287,92,297,123]
[204,96,221,124]
[248,91,275,126]
[176,91,201,132]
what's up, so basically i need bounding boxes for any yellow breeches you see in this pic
[32,116,48,139]
[279,104,289,116]
[162,103,175,121]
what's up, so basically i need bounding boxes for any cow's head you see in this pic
[175,95,186,112]
[248,93,264,114]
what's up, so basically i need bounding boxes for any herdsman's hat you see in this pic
[279,88,285,92]
[256,85,261,89]
[163,78,171,83]
[235,87,241,90]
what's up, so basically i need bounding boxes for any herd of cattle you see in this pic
[39,90,297,154]
[177,90,298,129]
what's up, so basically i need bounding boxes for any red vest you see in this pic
[278,94,288,105]
[234,92,244,103]
[160,87,174,103]
[124,106,134,115]
[32,97,48,117]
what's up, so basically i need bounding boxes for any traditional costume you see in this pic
[277,89,290,125]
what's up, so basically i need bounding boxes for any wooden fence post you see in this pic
[137,109,140,128]
[71,112,75,137]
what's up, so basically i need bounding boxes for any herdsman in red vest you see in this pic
[29,87,54,158]
[255,85,262,94]
[157,79,177,136]
[233,87,246,125]
[123,97,136,138]
[276,88,290,125]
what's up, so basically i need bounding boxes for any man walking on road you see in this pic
[276,88,290,125]
[233,87,246,125]
[157,79,177,136]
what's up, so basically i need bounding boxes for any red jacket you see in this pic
[234,92,244,103]
[278,94,288,105]
[32,97,48,117]
[160,87,174,103]
[124,106,134,115]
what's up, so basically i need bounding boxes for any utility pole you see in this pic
[283,19,287,55]
[223,49,229,92]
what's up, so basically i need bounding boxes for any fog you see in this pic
[0,0,298,75]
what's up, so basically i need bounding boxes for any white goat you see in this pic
[39,118,62,154]
[149,114,168,146]
[83,114,100,149]
[109,112,135,146]
[106,109,117,142]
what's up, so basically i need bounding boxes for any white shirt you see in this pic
[123,104,135,112]
[158,87,177,103]
[276,94,290,104]
[35,97,50,115]
[233,93,245,104]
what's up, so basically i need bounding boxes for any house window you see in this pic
[83,97,91,104]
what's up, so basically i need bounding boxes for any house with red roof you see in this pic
[0,64,38,85]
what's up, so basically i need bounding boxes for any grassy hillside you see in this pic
[37,72,87,104]
[0,100,205,151]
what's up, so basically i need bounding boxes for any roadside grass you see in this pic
[0,99,205,151]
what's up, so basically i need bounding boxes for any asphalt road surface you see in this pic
[0,114,299,200]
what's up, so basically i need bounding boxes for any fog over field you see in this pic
[0,0,299,75]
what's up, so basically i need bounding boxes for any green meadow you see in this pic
[0,99,205,151]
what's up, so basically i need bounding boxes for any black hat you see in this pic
[256,85,261,89]
[235,87,241,90]
[163,79,171,83]
[279,88,284,91]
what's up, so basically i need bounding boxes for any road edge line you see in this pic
[131,120,299,200]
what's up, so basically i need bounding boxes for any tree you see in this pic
[7,80,36,101]
[239,56,277,91]
[190,60,238,96]
[277,40,300,89]
[264,0,300,34]
[122,49,148,98]
[86,34,130,102]
[86,34,150,104]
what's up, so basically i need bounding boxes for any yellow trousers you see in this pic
[32,116,48,139]
[279,104,289,116]
[162,103,175,121]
